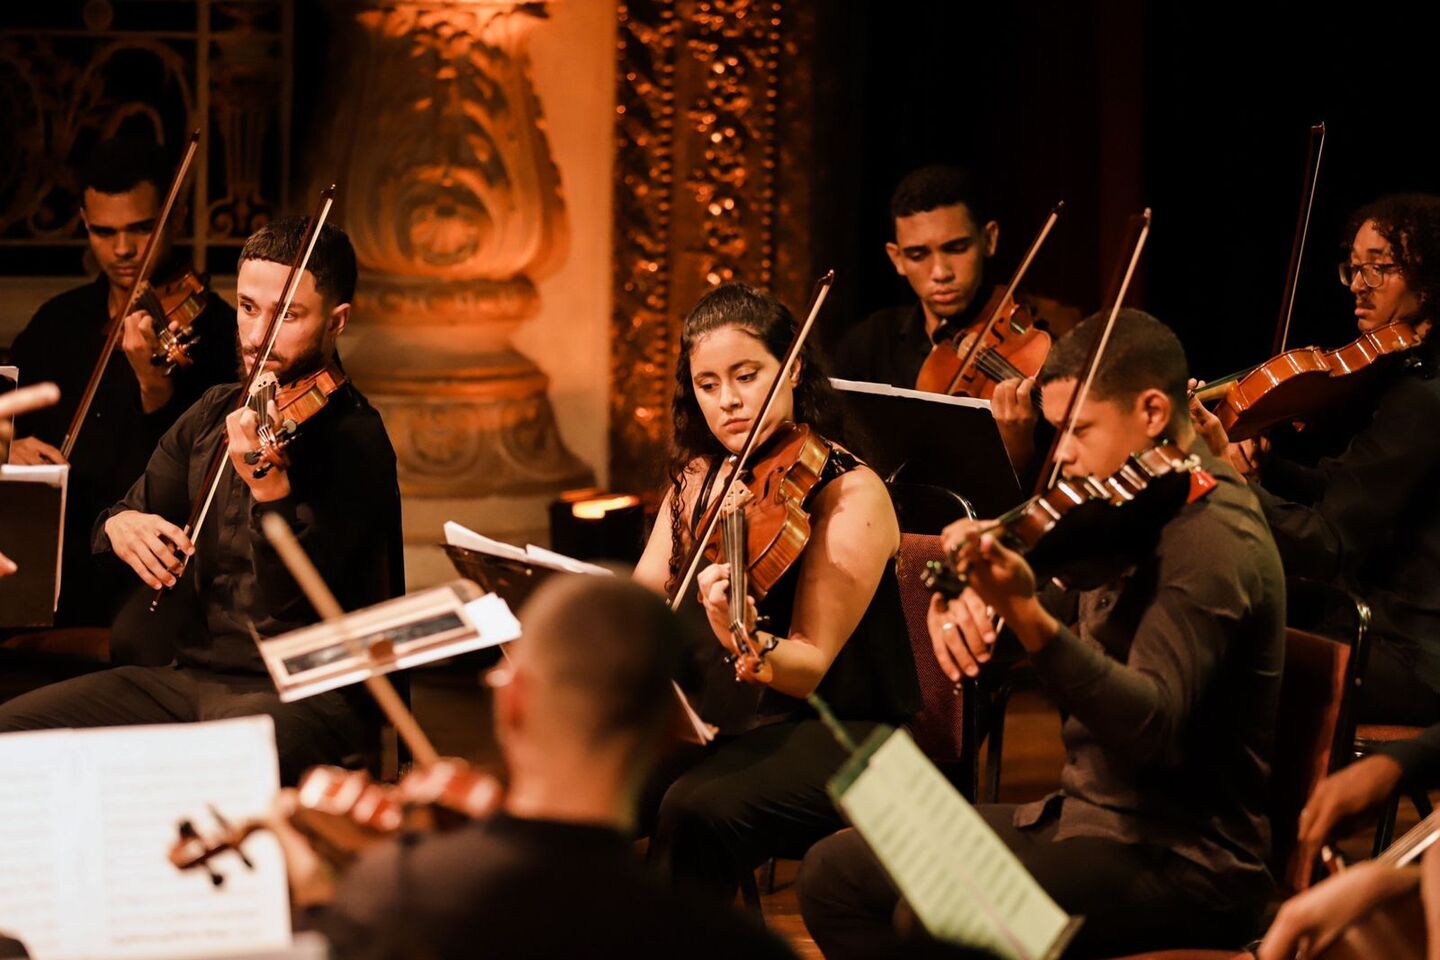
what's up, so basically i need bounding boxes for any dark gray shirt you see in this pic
[1016,447,1286,907]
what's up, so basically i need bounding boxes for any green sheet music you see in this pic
[829,727,1079,960]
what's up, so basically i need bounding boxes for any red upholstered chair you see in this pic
[894,532,981,799]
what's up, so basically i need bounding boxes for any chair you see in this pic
[1106,584,1368,960]
[894,532,981,800]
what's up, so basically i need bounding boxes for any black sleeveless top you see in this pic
[682,445,921,735]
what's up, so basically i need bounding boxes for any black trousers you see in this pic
[644,717,882,902]
[0,664,375,786]
[1356,637,1440,726]
[798,805,1262,960]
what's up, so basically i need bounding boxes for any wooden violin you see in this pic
[241,360,348,479]
[914,204,1062,399]
[1192,321,1424,441]
[134,269,211,374]
[923,443,1216,598]
[700,421,834,683]
[170,761,502,886]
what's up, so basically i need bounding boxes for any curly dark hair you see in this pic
[663,282,845,595]
[1344,194,1440,314]
[889,164,989,228]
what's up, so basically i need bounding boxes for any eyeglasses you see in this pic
[1338,261,1400,289]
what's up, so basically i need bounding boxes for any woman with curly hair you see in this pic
[632,281,920,901]
[1194,193,1440,726]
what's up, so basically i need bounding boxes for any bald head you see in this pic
[511,575,682,749]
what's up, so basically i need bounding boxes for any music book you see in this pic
[0,462,68,627]
[441,522,717,745]
[829,726,1081,960]
[0,716,291,960]
[831,377,1025,518]
[257,579,522,702]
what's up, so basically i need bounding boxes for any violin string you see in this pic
[1378,807,1440,866]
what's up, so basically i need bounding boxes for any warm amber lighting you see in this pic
[571,494,641,520]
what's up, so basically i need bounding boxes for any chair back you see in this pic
[894,532,978,798]
[1270,627,1349,893]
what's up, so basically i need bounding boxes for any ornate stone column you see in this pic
[318,0,591,506]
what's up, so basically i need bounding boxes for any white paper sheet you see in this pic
[0,717,291,960]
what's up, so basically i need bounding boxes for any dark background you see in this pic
[811,0,1440,381]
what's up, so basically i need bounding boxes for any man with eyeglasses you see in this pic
[1194,193,1440,726]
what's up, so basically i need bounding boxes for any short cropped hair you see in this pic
[79,137,171,199]
[519,575,683,745]
[1039,308,1190,412]
[239,217,358,306]
[889,164,989,227]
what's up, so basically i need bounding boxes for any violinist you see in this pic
[5,136,239,629]
[799,311,1286,958]
[1194,194,1440,727]
[305,575,795,959]
[633,282,920,901]
[0,218,401,786]
[829,164,1048,478]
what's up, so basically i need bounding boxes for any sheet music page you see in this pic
[0,717,291,960]
[523,544,612,576]
[829,376,992,410]
[836,729,1073,960]
[442,521,530,562]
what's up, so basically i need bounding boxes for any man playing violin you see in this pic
[830,164,1050,480]
[6,136,239,629]
[632,282,920,902]
[1194,193,1440,727]
[800,310,1286,958]
[0,218,402,786]
[286,575,796,959]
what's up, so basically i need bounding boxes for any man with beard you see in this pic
[0,218,403,786]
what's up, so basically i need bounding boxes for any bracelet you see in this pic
[755,630,782,656]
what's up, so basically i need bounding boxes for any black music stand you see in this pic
[832,378,1025,518]
[0,465,67,627]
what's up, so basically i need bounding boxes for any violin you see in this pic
[170,761,502,886]
[914,203,1063,399]
[1192,321,1424,441]
[132,269,211,374]
[914,287,1051,398]
[923,443,1216,598]
[700,421,834,682]
[241,360,348,479]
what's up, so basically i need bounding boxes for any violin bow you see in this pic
[1273,122,1326,356]
[945,202,1065,393]
[151,185,336,611]
[665,270,835,613]
[261,512,441,766]
[1035,209,1153,494]
[62,129,202,460]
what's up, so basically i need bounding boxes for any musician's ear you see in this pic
[1136,387,1172,439]
[982,220,1000,258]
[328,302,350,338]
[789,357,802,388]
[884,241,906,277]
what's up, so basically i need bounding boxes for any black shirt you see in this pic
[8,274,238,626]
[1018,447,1286,909]
[685,446,921,734]
[322,813,797,960]
[1252,337,1440,695]
[830,303,937,389]
[1379,722,1440,788]
[94,377,403,674]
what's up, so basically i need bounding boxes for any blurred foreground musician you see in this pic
[6,136,238,628]
[0,218,400,785]
[287,576,796,960]
[800,311,1286,958]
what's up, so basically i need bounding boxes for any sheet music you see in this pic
[835,729,1074,960]
[0,717,291,960]
[442,521,530,562]
[830,376,992,411]
[523,544,611,576]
